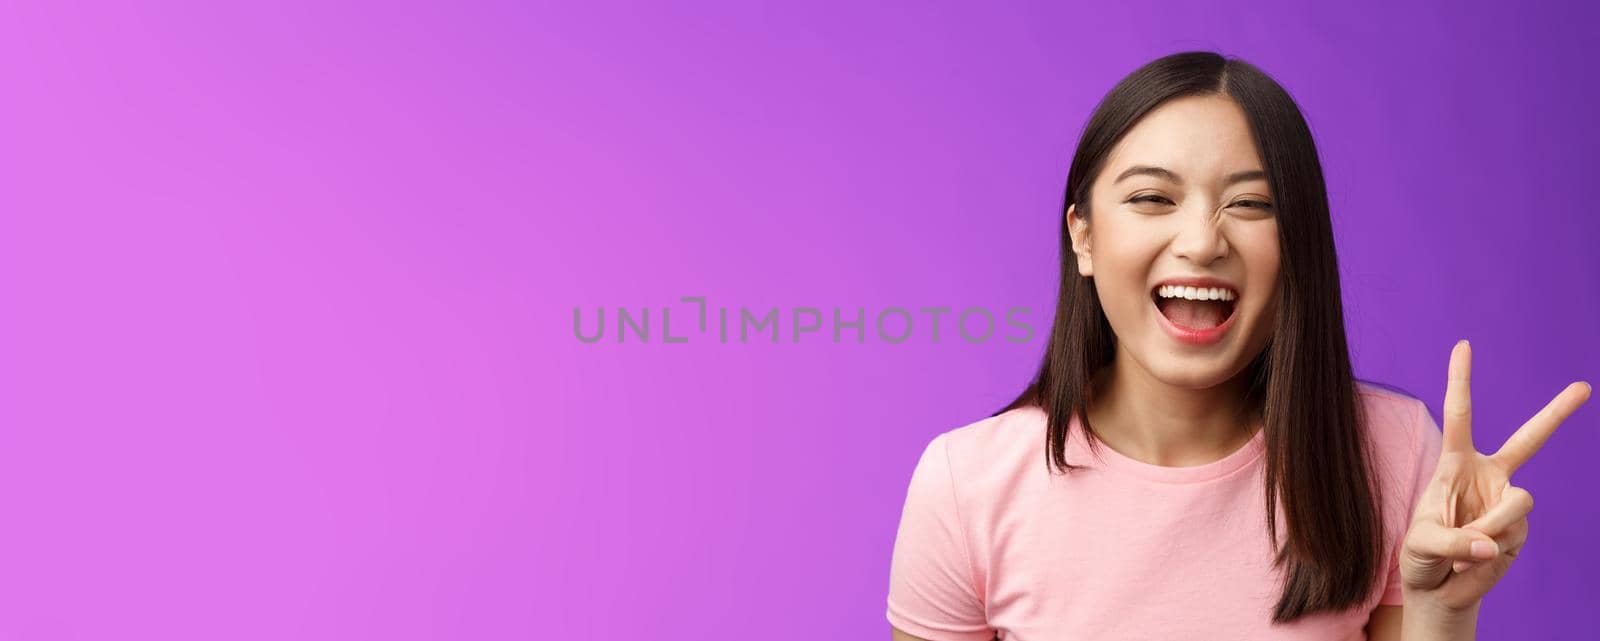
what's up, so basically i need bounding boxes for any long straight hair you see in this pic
[997,51,1385,623]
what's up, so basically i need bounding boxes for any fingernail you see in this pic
[1470,540,1497,559]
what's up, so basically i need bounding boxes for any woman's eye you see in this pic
[1130,195,1173,205]
[1231,199,1274,210]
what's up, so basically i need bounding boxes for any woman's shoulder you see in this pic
[1355,379,1444,488]
[1355,380,1436,447]
[940,404,1049,455]
[920,405,1052,495]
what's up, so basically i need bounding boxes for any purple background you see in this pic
[2,1,1596,639]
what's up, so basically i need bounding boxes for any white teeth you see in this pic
[1156,285,1237,301]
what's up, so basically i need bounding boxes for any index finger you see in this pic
[1492,381,1592,474]
[1442,340,1475,454]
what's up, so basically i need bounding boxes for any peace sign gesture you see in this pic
[1398,340,1592,613]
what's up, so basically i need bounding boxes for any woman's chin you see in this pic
[1135,335,1255,389]
[1146,362,1240,390]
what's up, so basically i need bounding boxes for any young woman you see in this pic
[886,51,1590,640]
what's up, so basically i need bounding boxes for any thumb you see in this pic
[1404,521,1499,588]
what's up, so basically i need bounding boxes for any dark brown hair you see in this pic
[996,51,1386,623]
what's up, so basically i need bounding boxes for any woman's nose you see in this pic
[1170,205,1229,265]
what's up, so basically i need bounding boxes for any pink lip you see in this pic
[1155,302,1236,345]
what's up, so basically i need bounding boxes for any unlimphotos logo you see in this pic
[573,296,1036,345]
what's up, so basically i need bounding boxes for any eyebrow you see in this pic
[1113,165,1267,187]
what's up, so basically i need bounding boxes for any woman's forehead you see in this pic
[1101,96,1265,185]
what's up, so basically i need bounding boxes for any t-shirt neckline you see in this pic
[1071,413,1266,484]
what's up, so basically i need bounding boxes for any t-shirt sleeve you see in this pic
[886,432,994,641]
[1379,399,1445,605]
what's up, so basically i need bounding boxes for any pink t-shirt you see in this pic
[886,383,1444,640]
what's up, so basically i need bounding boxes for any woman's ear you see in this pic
[1066,203,1093,278]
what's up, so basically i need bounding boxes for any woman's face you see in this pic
[1068,94,1280,389]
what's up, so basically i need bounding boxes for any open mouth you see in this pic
[1150,284,1238,332]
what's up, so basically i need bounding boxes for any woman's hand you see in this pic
[1399,340,1591,614]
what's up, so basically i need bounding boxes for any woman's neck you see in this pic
[1085,349,1260,467]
